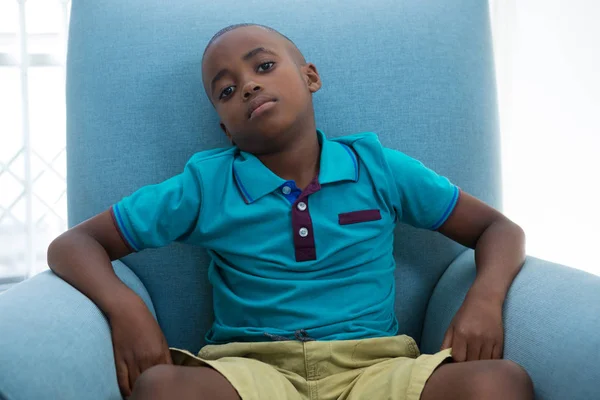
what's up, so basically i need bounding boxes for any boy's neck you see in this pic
[257,126,320,190]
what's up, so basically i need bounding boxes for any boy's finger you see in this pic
[492,341,504,359]
[480,341,495,360]
[441,327,453,350]
[116,361,131,397]
[128,360,141,394]
[466,338,482,361]
[138,357,155,375]
[451,335,467,362]
[165,348,174,365]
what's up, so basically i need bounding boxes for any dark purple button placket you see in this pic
[292,177,321,262]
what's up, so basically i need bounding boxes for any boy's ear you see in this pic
[220,122,236,146]
[303,63,322,93]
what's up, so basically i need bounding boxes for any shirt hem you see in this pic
[430,185,460,230]
[110,204,139,252]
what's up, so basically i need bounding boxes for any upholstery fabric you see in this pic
[0,260,153,400]
[66,0,499,353]
[422,250,600,400]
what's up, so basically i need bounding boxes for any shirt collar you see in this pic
[317,129,359,185]
[232,129,358,204]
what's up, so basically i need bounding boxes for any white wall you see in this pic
[491,0,600,274]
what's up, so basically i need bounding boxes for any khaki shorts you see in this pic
[170,335,452,400]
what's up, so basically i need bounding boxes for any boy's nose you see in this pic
[243,81,263,99]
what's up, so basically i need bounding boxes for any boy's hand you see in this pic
[108,295,172,398]
[440,294,504,362]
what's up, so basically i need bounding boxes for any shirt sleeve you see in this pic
[384,148,459,230]
[110,159,203,251]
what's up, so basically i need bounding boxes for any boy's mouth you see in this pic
[248,96,277,120]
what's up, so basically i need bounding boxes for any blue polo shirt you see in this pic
[111,130,459,344]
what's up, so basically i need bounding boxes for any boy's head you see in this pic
[202,24,321,154]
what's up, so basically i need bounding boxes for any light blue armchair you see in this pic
[1,1,599,399]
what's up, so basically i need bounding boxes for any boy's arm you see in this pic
[48,209,140,318]
[48,210,173,397]
[436,191,526,362]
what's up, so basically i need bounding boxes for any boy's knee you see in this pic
[496,360,533,395]
[131,364,176,399]
[501,360,533,388]
[474,360,533,399]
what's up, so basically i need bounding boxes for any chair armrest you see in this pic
[421,250,600,400]
[0,260,155,400]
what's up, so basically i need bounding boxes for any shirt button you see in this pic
[297,202,307,211]
[282,186,291,195]
[299,227,309,237]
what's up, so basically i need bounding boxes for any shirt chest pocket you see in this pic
[338,209,382,225]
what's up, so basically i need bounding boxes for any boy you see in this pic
[48,24,533,400]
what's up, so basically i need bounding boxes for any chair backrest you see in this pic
[66,0,500,352]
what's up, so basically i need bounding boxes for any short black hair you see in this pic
[203,23,305,63]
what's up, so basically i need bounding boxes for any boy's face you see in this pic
[202,26,321,154]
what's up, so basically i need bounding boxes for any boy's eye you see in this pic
[219,86,235,99]
[257,62,275,72]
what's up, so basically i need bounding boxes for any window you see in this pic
[0,0,70,287]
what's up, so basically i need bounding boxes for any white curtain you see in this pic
[0,0,70,287]
[490,0,600,275]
